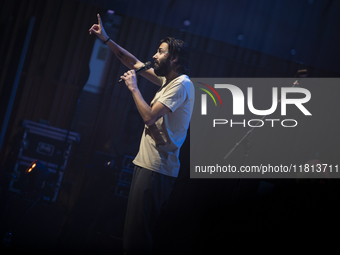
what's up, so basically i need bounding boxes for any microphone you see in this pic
[118,61,152,83]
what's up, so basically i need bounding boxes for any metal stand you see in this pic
[224,70,307,203]
[223,72,306,161]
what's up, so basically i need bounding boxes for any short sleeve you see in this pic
[157,83,187,113]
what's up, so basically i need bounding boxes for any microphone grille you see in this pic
[145,61,151,69]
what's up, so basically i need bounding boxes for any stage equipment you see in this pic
[8,119,80,202]
[115,155,134,198]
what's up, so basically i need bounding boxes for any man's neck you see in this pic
[165,70,181,83]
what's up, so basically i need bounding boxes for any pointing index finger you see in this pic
[97,14,102,26]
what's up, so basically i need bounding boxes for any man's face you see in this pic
[153,42,172,76]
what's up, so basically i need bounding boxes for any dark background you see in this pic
[0,0,339,254]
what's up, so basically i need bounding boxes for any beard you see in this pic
[154,57,171,76]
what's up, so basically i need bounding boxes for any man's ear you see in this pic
[170,55,178,64]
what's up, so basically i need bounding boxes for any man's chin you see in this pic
[154,68,163,76]
[154,62,170,76]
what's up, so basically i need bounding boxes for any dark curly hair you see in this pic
[160,37,189,75]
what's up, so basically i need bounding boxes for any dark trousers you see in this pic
[123,166,176,255]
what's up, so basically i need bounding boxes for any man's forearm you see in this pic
[89,14,144,71]
[105,39,142,70]
[130,88,153,125]
[106,39,161,86]
[130,88,170,126]
[120,69,169,125]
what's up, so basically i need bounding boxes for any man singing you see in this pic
[89,14,194,254]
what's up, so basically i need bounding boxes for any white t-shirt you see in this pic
[132,74,195,177]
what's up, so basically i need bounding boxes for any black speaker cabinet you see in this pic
[8,120,80,202]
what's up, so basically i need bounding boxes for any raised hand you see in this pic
[89,14,108,41]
